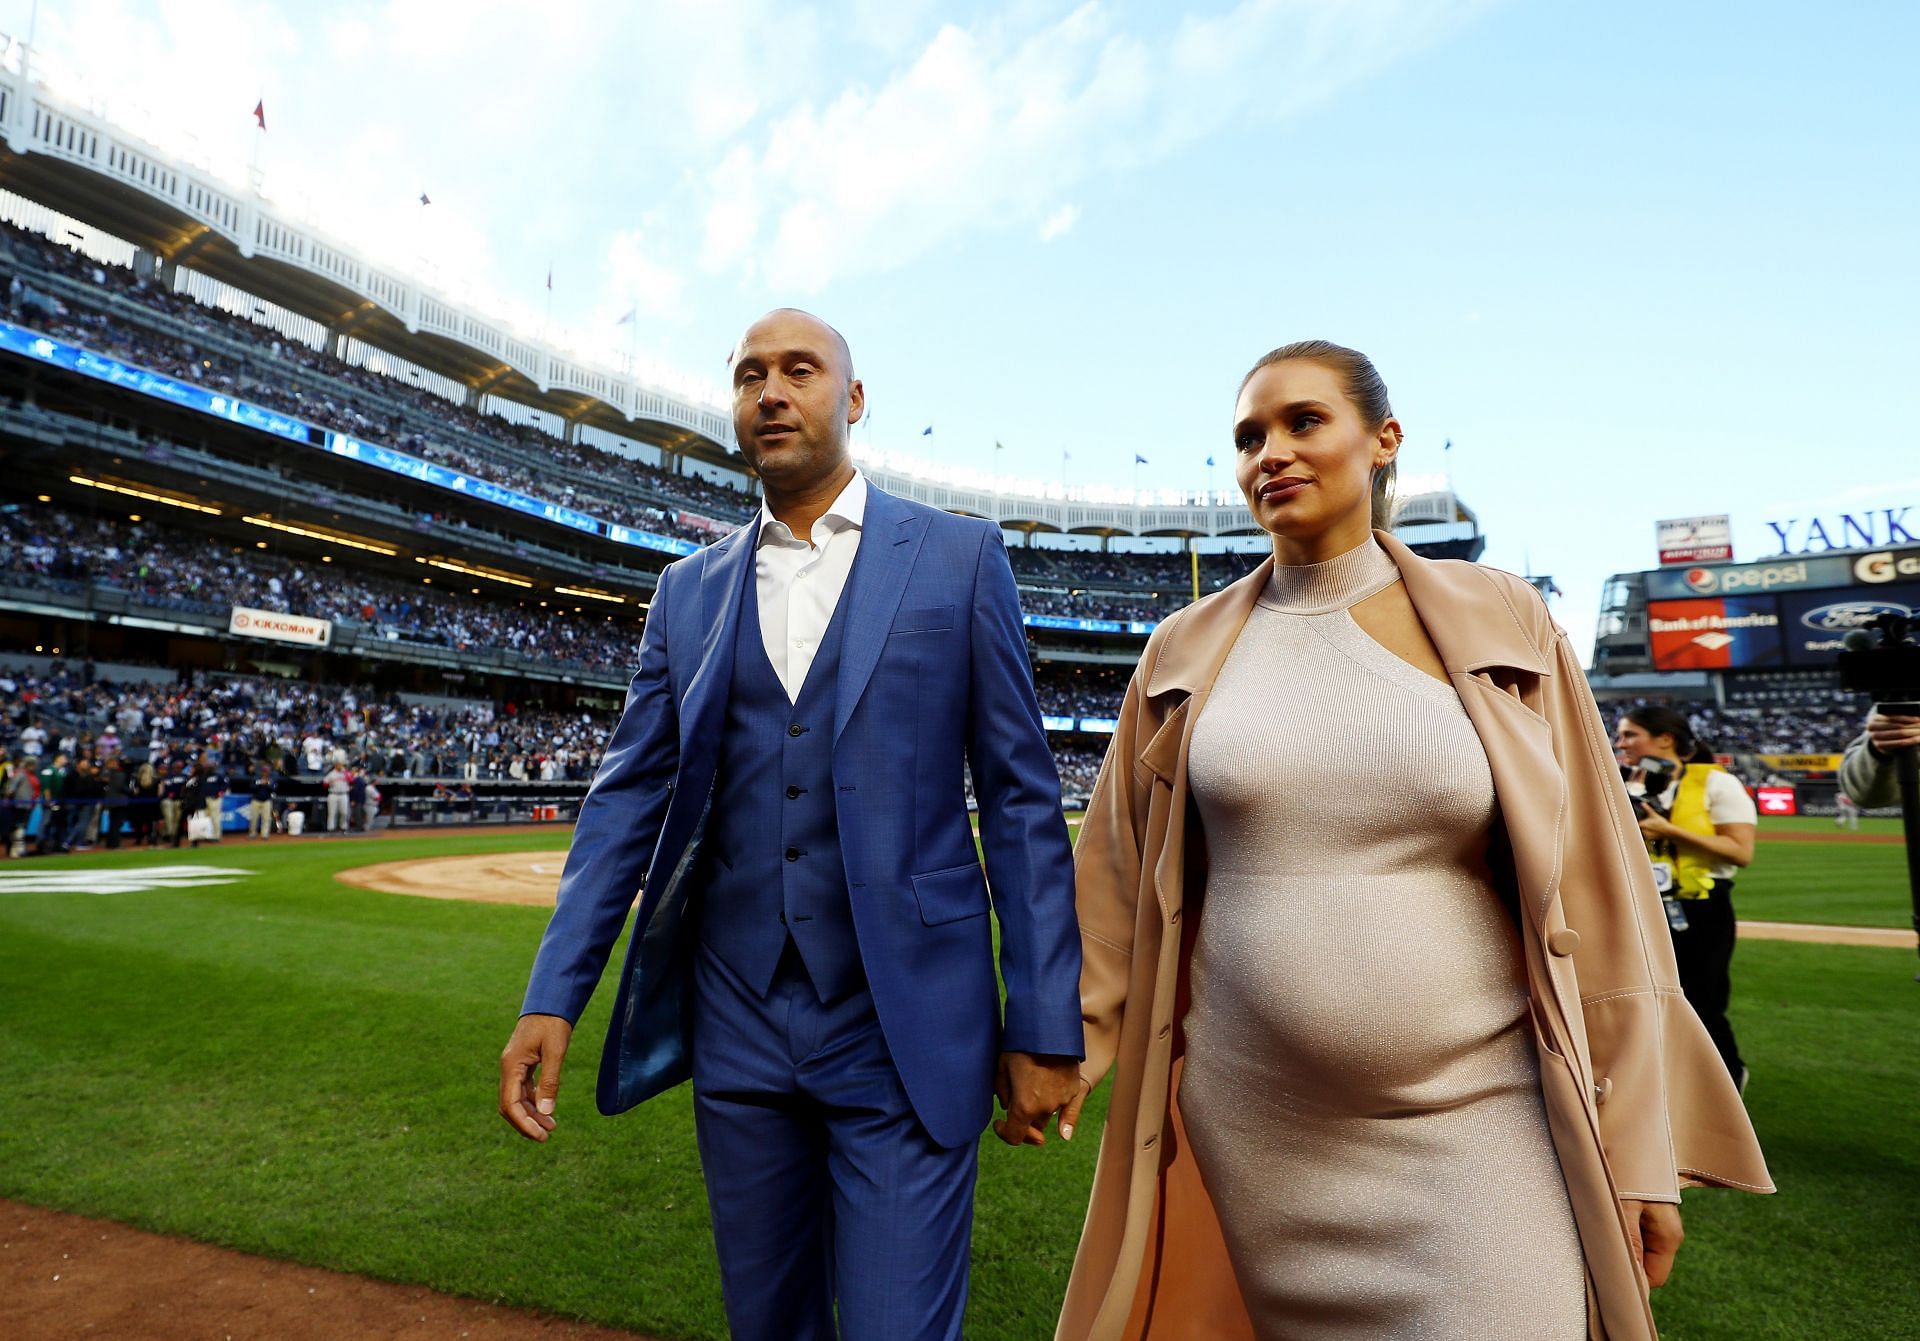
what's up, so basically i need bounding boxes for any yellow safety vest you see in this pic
[1646,762,1721,899]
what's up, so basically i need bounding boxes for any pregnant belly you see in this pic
[1183,869,1533,1109]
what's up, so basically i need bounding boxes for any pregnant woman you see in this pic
[1056,341,1771,1340]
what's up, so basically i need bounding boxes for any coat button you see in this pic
[1594,1077,1613,1106]
[785,847,800,862]
[1547,928,1581,957]
[786,786,803,799]
[788,724,804,737]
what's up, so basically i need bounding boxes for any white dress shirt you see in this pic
[755,471,867,701]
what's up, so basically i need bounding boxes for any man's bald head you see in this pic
[736,308,855,384]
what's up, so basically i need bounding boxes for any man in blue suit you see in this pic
[499,309,1084,1339]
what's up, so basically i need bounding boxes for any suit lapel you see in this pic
[682,520,759,749]
[834,487,926,742]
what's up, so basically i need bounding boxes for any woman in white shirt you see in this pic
[1614,705,1758,1090]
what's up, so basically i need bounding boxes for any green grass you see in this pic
[1739,823,1912,929]
[0,833,1913,1338]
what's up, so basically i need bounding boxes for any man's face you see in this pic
[729,311,864,494]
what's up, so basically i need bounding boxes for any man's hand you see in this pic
[1622,1199,1684,1287]
[498,1013,573,1142]
[1866,712,1920,757]
[992,1052,1083,1147]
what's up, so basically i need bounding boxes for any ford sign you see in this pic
[1798,600,1911,633]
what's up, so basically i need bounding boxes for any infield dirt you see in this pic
[0,1199,658,1341]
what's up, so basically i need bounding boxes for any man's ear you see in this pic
[847,378,866,427]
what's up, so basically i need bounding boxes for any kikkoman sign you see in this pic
[228,606,332,647]
[1763,507,1915,556]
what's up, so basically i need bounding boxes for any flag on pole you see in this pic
[1205,455,1214,467]
[922,426,933,436]
[615,307,636,326]
[419,191,431,206]
[1134,453,1149,465]
[995,441,1005,452]
[1444,438,1452,452]
[252,100,266,130]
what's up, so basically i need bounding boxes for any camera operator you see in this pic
[1839,710,1920,809]
[1615,706,1757,1091]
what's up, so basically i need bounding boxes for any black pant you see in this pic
[1668,882,1743,1081]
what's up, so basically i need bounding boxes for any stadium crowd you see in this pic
[1,503,643,671]
[0,662,610,852]
[1,222,753,545]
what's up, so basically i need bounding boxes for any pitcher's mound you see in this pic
[336,851,563,906]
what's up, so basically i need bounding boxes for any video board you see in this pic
[1648,582,1920,671]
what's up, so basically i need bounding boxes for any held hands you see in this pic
[498,1013,573,1142]
[992,1052,1085,1147]
[1636,811,1678,841]
[1621,1199,1684,1288]
[1865,712,1920,755]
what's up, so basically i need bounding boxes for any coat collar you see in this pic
[1146,529,1553,698]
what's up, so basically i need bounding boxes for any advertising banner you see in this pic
[229,606,332,647]
[1755,785,1798,816]
[1755,754,1844,773]
[1643,553,1860,601]
[1776,582,1920,667]
[1656,514,1733,565]
[1646,597,1783,670]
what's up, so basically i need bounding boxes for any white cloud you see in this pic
[606,224,686,323]
[694,0,1490,291]
[1039,204,1079,241]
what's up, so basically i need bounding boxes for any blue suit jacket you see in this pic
[521,484,1083,1149]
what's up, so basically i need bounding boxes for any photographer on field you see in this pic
[1839,710,1920,809]
[1615,706,1757,1091]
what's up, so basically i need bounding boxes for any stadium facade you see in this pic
[0,39,1486,807]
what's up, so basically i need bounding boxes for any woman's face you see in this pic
[1614,718,1677,766]
[1232,359,1397,548]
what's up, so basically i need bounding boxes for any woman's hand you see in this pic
[1636,811,1676,842]
[1621,1199,1684,1287]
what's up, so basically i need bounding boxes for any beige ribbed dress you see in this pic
[1178,537,1586,1339]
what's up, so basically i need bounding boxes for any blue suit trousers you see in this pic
[691,944,976,1341]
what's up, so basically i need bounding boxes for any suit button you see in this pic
[1548,928,1581,957]
[788,724,804,737]
[785,847,800,862]
[1594,1076,1613,1106]
[787,786,802,799]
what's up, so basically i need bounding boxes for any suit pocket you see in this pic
[890,604,955,635]
[911,861,989,925]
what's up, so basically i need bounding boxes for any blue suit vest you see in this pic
[698,573,865,1001]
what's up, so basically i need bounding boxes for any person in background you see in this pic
[249,762,277,840]
[101,758,129,850]
[178,760,207,848]
[3,753,37,857]
[1834,790,1860,830]
[129,761,158,847]
[363,773,383,832]
[1614,705,1757,1090]
[200,759,225,844]
[324,760,351,833]
[1839,708,1919,811]
[158,761,185,846]
[36,750,69,854]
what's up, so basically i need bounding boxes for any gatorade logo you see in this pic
[1851,552,1920,584]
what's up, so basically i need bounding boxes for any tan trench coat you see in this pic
[1058,533,1773,1341]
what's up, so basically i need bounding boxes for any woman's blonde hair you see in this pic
[1241,340,1397,529]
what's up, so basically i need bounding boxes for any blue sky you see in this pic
[2,0,1912,658]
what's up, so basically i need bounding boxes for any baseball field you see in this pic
[1,818,1915,1340]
